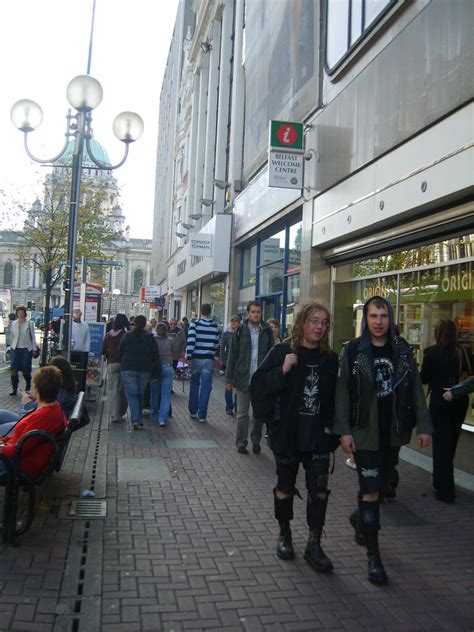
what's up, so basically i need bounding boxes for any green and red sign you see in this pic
[270,120,304,151]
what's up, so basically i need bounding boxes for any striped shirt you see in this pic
[186,318,220,360]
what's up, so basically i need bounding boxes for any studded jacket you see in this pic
[333,336,432,450]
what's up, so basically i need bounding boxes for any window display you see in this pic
[333,235,473,425]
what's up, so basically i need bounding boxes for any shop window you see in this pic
[3,261,13,287]
[326,0,397,73]
[261,228,285,265]
[285,274,300,336]
[209,281,225,325]
[259,260,284,295]
[333,255,473,426]
[288,222,302,273]
[241,245,257,287]
[133,268,143,293]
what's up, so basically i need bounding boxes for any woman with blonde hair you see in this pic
[250,301,339,572]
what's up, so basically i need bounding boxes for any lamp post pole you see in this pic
[10,76,144,362]
[64,114,85,357]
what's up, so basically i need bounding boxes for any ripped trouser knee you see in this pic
[304,451,330,529]
[274,487,294,523]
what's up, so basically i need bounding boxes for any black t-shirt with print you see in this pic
[372,342,394,448]
[296,347,323,452]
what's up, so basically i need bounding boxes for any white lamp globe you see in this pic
[113,111,144,143]
[66,75,103,111]
[10,99,43,132]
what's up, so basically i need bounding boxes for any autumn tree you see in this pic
[18,170,120,364]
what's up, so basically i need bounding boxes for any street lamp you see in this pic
[107,288,121,317]
[10,74,143,361]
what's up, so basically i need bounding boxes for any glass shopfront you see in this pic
[239,210,302,335]
[333,234,474,425]
[256,216,302,335]
[209,280,225,326]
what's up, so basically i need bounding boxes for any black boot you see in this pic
[359,499,387,585]
[23,372,31,392]
[276,522,295,559]
[305,494,333,572]
[274,488,295,560]
[304,528,333,572]
[366,532,388,584]
[349,509,367,546]
[9,374,19,396]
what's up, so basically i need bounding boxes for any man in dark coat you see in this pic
[226,301,273,454]
[250,302,339,572]
[335,295,432,584]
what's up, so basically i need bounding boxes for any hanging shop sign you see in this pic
[189,233,213,257]
[268,120,304,190]
[269,120,304,151]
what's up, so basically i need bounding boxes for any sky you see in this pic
[0,0,179,239]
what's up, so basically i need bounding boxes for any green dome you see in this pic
[59,139,110,168]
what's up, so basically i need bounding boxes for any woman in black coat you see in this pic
[250,302,339,573]
[421,319,472,503]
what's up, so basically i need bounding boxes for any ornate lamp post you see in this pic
[10,75,143,361]
[107,288,121,317]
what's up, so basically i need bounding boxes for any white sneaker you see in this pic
[198,418,207,423]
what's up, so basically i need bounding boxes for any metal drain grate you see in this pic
[69,500,107,519]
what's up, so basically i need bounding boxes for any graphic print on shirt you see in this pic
[374,356,394,399]
[299,363,320,416]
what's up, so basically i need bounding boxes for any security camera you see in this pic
[304,149,319,161]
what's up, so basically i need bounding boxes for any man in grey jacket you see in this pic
[226,301,274,454]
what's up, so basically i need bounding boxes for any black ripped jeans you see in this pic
[276,450,330,497]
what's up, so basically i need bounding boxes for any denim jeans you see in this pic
[188,358,214,420]
[121,371,151,424]
[235,388,263,448]
[225,387,236,412]
[107,363,128,421]
[150,363,174,423]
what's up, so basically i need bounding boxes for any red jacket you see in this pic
[0,403,67,478]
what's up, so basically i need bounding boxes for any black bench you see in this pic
[1,391,87,546]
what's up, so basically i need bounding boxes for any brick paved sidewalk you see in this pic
[0,364,473,631]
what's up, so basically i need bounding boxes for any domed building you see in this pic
[0,139,152,319]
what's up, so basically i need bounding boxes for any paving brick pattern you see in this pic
[0,357,473,631]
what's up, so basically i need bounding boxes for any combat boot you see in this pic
[276,522,295,559]
[304,528,333,572]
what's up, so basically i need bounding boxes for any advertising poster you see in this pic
[86,322,106,387]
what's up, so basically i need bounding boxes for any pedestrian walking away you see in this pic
[9,306,39,396]
[186,304,220,423]
[226,300,274,454]
[151,323,174,425]
[168,318,187,371]
[334,295,432,585]
[101,313,129,423]
[250,302,339,572]
[119,315,161,429]
[71,308,91,392]
[220,314,241,415]
[420,319,473,504]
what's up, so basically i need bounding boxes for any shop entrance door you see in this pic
[260,295,281,322]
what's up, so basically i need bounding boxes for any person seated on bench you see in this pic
[0,366,67,478]
[0,356,77,435]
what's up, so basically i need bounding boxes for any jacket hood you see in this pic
[360,295,397,348]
